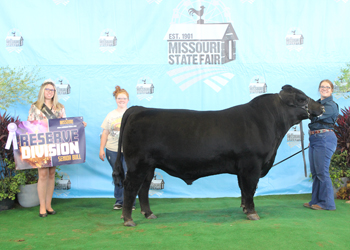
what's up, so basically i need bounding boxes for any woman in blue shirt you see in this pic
[304,79,339,210]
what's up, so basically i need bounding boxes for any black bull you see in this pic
[113,85,324,226]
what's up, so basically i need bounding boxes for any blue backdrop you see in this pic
[1,0,349,198]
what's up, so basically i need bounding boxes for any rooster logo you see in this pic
[188,6,205,24]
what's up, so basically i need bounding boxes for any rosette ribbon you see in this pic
[5,123,18,150]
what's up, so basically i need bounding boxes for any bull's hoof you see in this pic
[120,215,124,219]
[247,213,260,220]
[147,213,157,219]
[141,211,146,215]
[124,220,136,227]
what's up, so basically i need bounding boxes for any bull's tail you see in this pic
[112,106,138,187]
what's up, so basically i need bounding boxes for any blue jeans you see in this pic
[106,149,135,206]
[308,131,337,210]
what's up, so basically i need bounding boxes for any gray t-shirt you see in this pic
[101,109,125,151]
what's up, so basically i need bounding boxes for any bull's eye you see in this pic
[296,96,307,104]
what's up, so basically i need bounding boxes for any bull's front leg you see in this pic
[237,173,260,220]
[237,175,248,214]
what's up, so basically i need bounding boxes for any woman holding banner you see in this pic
[28,80,86,217]
[99,86,136,210]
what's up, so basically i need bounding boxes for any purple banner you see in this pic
[13,117,86,170]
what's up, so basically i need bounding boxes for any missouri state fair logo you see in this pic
[99,29,117,53]
[286,28,304,52]
[5,29,24,53]
[164,0,238,92]
[54,76,71,102]
[136,76,154,101]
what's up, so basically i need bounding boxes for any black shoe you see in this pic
[39,213,47,217]
[46,210,56,215]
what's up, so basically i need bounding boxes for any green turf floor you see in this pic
[1,194,349,250]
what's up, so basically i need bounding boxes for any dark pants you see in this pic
[106,149,135,206]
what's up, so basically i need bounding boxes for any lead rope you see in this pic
[299,121,308,177]
[272,121,309,177]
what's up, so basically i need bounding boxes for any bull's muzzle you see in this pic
[317,105,326,118]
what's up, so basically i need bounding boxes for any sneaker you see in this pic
[113,204,122,210]
[132,206,136,211]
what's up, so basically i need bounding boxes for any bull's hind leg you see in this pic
[122,170,146,227]
[138,168,157,219]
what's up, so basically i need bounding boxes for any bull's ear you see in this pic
[282,85,293,91]
[279,87,295,106]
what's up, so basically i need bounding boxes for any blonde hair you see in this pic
[113,86,129,99]
[34,80,63,110]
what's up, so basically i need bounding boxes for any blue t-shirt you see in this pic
[308,95,339,131]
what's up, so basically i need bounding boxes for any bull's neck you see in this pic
[275,94,301,135]
[258,94,296,137]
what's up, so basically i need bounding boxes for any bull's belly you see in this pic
[156,160,237,185]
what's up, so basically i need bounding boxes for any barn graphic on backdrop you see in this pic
[99,32,117,47]
[6,32,23,47]
[287,125,304,148]
[287,126,302,142]
[149,172,165,197]
[286,28,304,51]
[136,79,154,95]
[99,29,117,53]
[150,176,165,190]
[249,78,267,94]
[56,79,71,95]
[6,29,24,53]
[164,23,238,65]
[286,30,304,45]
[55,175,71,190]
[55,77,71,101]
[249,76,267,99]
[136,77,154,101]
[54,172,72,197]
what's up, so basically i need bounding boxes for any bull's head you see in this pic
[279,85,324,120]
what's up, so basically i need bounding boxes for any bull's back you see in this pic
[124,107,249,151]
[122,99,277,175]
